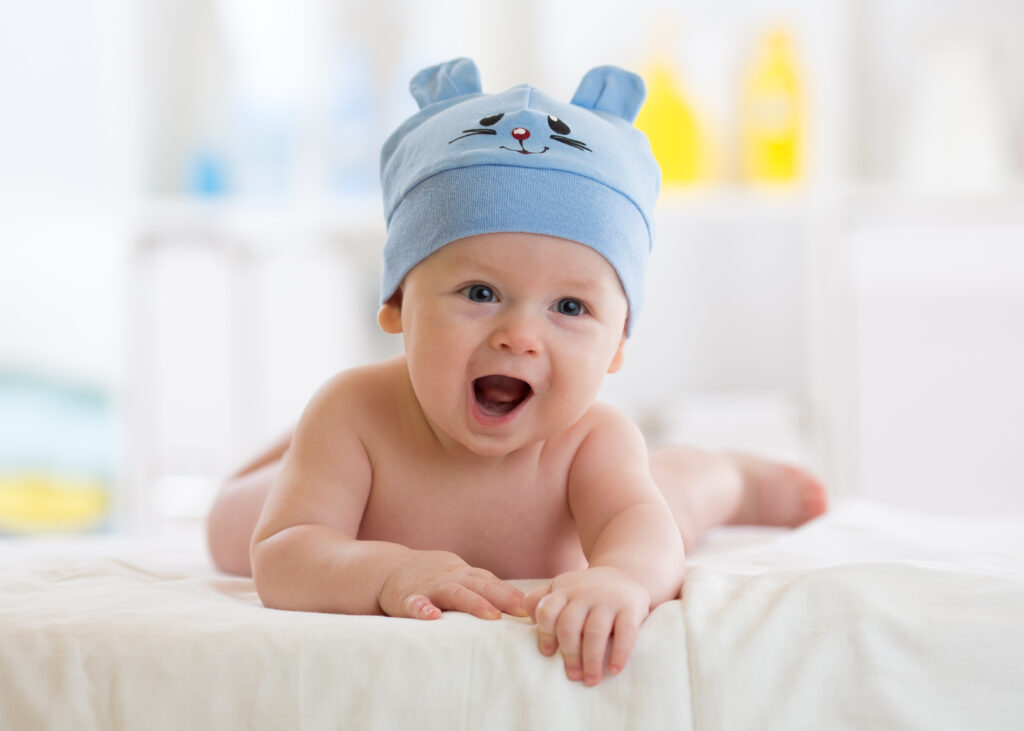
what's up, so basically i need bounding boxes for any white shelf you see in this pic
[135,197,384,251]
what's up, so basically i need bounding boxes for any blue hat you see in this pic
[380,58,660,334]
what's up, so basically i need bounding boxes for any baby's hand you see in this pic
[524,567,652,686]
[377,549,527,621]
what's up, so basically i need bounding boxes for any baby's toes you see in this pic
[799,473,829,523]
[732,454,828,528]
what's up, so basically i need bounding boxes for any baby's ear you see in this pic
[570,66,647,123]
[607,333,627,374]
[409,58,482,109]
[377,290,404,334]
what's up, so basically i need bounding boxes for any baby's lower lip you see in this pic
[469,383,532,426]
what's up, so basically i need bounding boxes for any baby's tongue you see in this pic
[474,375,530,414]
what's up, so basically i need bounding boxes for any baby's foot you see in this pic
[726,453,828,528]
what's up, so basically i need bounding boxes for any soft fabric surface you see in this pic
[1,501,1022,730]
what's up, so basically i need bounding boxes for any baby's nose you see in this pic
[511,127,530,141]
[491,310,542,356]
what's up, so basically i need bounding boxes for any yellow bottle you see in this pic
[635,57,708,185]
[741,27,805,183]
[0,474,109,534]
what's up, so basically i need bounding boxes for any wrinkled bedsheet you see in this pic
[1,500,1022,730]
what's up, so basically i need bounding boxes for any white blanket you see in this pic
[1,501,1022,730]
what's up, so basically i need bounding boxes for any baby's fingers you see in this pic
[533,592,568,657]
[554,602,590,682]
[581,609,615,686]
[524,582,552,621]
[607,611,641,676]
[432,582,502,620]
[471,575,528,618]
[402,594,442,620]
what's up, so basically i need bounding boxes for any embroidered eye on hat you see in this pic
[379,57,661,334]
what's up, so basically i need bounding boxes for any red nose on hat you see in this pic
[511,127,530,141]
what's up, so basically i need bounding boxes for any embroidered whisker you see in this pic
[449,129,498,143]
[551,135,592,151]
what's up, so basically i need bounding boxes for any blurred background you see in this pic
[1,0,1022,535]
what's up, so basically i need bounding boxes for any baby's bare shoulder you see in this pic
[574,401,644,441]
[544,401,645,480]
[297,356,408,432]
[566,401,648,474]
[254,362,407,544]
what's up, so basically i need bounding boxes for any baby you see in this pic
[206,58,827,687]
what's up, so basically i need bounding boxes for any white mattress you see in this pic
[2,500,1022,730]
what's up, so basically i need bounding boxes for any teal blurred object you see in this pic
[188,147,231,197]
[0,371,115,534]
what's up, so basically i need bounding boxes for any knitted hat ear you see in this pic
[570,66,647,123]
[409,57,483,109]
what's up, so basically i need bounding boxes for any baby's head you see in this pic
[379,58,661,335]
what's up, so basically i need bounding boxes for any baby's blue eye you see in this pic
[461,284,496,302]
[555,298,585,316]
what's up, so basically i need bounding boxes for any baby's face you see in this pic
[381,232,629,457]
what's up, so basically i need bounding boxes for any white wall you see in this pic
[0,0,138,385]
[3,0,1023,526]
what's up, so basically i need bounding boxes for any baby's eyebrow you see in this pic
[557,278,605,292]
[445,256,500,276]
[546,275,626,299]
[445,256,617,295]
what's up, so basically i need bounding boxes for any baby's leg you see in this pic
[649,446,827,552]
[206,432,291,576]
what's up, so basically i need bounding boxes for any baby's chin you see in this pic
[457,409,597,459]
[448,418,550,459]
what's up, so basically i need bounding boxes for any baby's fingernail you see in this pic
[607,664,621,675]
[410,597,439,619]
[511,606,529,618]
[584,674,598,686]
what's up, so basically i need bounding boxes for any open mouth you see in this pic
[473,375,533,417]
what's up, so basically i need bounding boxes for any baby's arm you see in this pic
[525,407,685,685]
[250,372,525,620]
